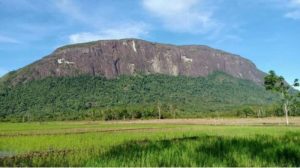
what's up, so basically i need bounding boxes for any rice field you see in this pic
[1,118,300,167]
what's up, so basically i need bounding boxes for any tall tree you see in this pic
[264,70,299,125]
[157,102,161,120]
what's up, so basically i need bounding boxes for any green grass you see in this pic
[1,121,300,166]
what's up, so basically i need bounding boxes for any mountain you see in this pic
[0,39,278,121]
[2,38,265,85]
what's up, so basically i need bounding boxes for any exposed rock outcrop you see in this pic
[5,38,266,84]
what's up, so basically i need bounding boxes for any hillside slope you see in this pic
[0,72,277,121]
[2,38,265,85]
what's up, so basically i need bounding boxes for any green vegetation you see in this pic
[0,121,300,166]
[0,72,280,121]
[264,70,300,125]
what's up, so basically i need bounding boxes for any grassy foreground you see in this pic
[0,119,300,167]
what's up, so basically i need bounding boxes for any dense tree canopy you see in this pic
[0,72,281,121]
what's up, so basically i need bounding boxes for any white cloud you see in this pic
[69,23,149,43]
[284,0,300,20]
[215,34,243,44]
[69,33,102,43]
[54,0,150,44]
[294,87,300,91]
[257,0,300,20]
[285,11,300,19]
[142,0,217,33]
[54,0,86,21]
[0,35,20,44]
[53,0,105,27]
[288,0,300,7]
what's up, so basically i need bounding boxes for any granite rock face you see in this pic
[7,38,266,84]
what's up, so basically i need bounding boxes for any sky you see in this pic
[0,0,299,87]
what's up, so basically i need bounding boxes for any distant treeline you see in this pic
[1,72,298,122]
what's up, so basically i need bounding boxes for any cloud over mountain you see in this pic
[142,0,218,33]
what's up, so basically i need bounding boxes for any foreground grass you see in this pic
[0,120,300,166]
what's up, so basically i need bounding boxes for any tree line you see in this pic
[0,72,297,122]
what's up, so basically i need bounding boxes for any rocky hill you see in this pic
[3,38,265,85]
[0,38,279,121]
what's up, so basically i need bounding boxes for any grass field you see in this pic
[1,117,300,167]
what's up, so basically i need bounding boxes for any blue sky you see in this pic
[0,0,299,86]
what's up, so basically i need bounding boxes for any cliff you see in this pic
[3,38,265,84]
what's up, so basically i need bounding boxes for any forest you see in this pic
[1,72,296,122]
